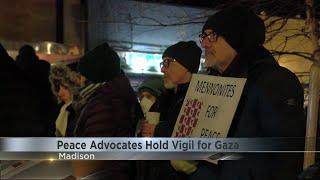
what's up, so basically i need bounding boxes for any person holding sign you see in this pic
[141,41,202,180]
[197,5,306,180]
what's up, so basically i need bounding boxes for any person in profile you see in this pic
[141,41,202,180]
[49,63,79,137]
[197,5,306,180]
[71,42,138,180]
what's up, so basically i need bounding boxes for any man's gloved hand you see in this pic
[170,160,198,175]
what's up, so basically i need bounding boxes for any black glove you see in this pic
[299,163,320,180]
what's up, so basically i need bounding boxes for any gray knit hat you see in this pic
[138,79,164,98]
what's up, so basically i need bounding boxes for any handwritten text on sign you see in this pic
[172,74,247,138]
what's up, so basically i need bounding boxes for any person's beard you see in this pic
[164,79,177,90]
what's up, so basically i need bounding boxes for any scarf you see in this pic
[73,82,105,111]
[55,101,72,137]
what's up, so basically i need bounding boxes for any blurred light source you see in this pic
[47,43,52,54]
[124,51,162,74]
[260,11,266,16]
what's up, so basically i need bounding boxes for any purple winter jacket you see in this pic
[74,74,138,180]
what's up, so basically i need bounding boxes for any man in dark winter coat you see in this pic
[0,43,47,136]
[141,41,202,180]
[197,5,306,180]
[71,42,138,180]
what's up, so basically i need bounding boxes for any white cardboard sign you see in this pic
[172,74,247,139]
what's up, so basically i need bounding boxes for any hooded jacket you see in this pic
[73,74,138,180]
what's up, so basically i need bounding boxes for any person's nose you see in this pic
[58,88,64,97]
[161,66,167,73]
[201,37,213,49]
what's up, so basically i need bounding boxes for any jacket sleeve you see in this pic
[257,67,306,137]
[245,67,305,180]
[154,121,174,137]
[150,94,173,137]
[76,96,134,179]
[153,93,184,137]
[154,104,181,137]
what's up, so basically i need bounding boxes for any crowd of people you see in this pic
[0,5,312,180]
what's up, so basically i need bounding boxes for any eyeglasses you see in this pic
[160,58,177,69]
[199,32,218,43]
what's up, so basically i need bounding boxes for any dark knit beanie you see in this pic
[138,79,164,98]
[162,41,202,73]
[202,5,265,53]
[78,42,120,83]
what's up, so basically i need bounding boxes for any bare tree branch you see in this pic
[270,50,313,61]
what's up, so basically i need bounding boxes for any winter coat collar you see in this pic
[176,83,190,95]
[164,82,190,97]
[208,46,276,78]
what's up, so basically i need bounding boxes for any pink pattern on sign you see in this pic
[174,98,203,137]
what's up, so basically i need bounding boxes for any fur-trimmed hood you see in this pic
[49,63,79,102]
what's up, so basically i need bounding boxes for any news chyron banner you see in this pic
[171,74,246,162]
[0,137,307,160]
